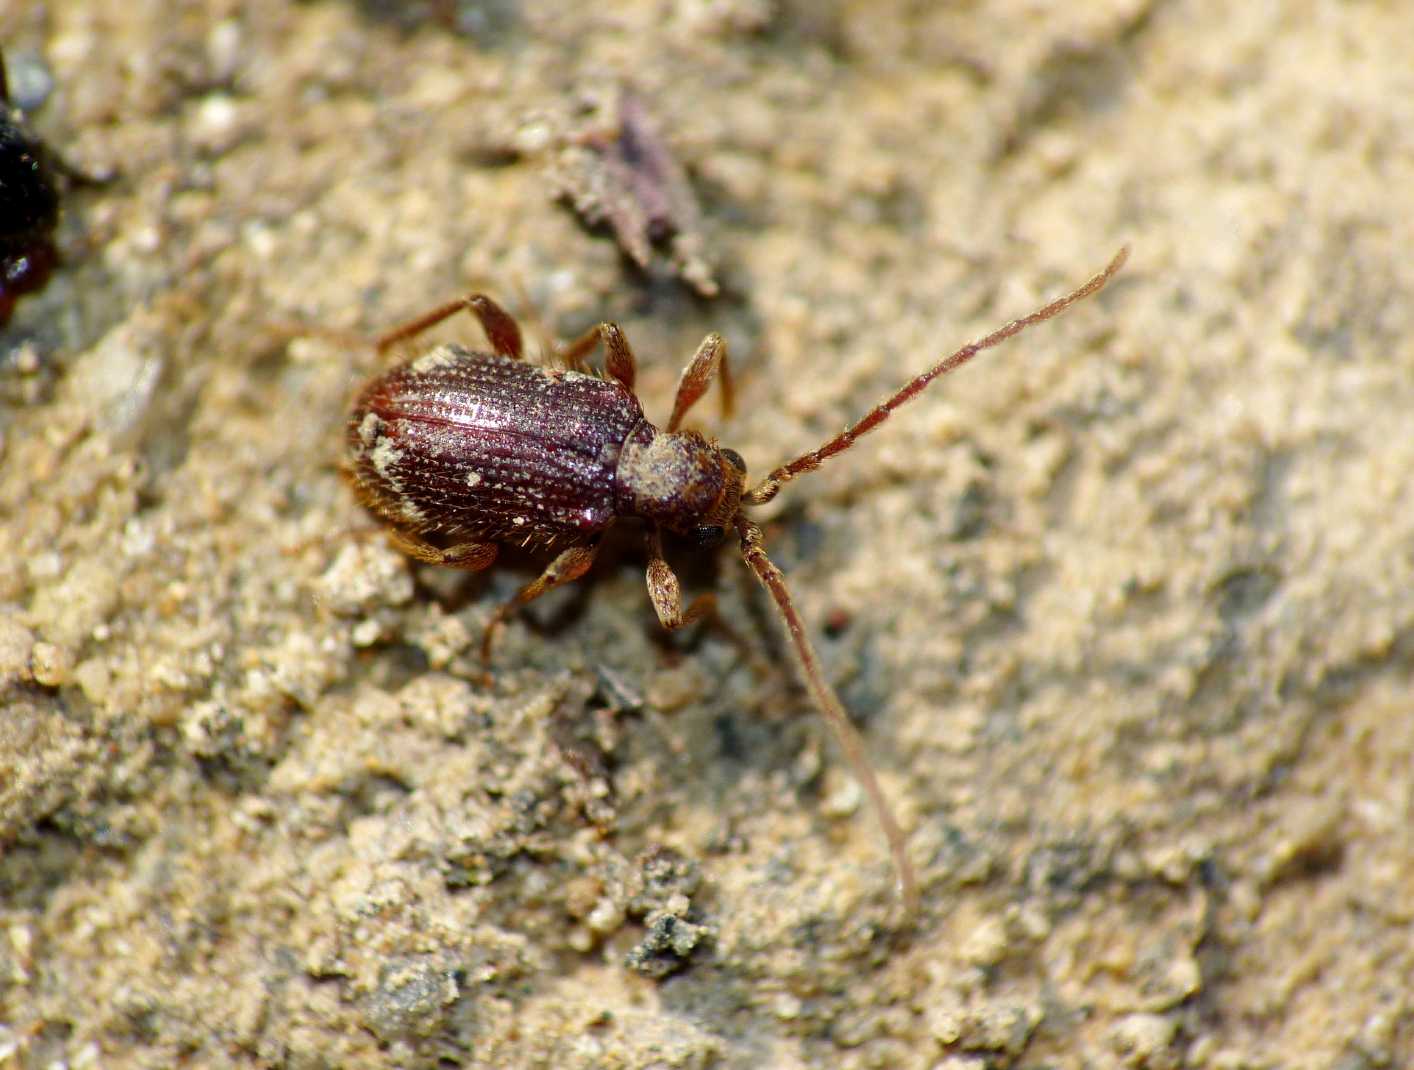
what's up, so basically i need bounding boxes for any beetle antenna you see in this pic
[745,246,1129,505]
[734,514,920,921]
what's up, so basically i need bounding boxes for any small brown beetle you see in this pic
[346,248,1128,918]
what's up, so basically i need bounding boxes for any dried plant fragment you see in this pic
[542,84,719,297]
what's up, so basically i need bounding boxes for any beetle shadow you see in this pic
[405,524,653,644]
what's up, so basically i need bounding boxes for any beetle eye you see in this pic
[720,448,746,473]
[691,525,725,547]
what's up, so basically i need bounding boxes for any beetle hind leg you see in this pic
[557,322,638,389]
[481,543,600,660]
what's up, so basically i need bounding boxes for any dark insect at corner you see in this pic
[344,247,1129,920]
[0,50,92,327]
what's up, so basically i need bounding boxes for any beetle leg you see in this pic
[645,528,716,629]
[465,295,525,359]
[667,332,733,431]
[481,543,600,660]
[386,529,499,570]
[376,293,524,361]
[558,322,638,390]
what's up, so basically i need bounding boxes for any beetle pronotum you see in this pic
[346,247,1128,919]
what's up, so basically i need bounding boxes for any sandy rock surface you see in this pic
[1,2,1410,1067]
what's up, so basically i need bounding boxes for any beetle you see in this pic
[345,247,1128,919]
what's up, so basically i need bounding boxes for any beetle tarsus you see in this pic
[349,248,1127,918]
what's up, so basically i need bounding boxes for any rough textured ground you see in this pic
[1,2,1410,1068]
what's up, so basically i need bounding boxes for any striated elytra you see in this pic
[345,248,1128,921]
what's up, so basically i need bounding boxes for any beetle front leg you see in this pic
[557,322,637,389]
[645,529,716,630]
[482,542,600,660]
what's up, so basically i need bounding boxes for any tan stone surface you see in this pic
[1,2,1410,1067]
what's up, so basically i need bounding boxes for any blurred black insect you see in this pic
[0,50,95,326]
